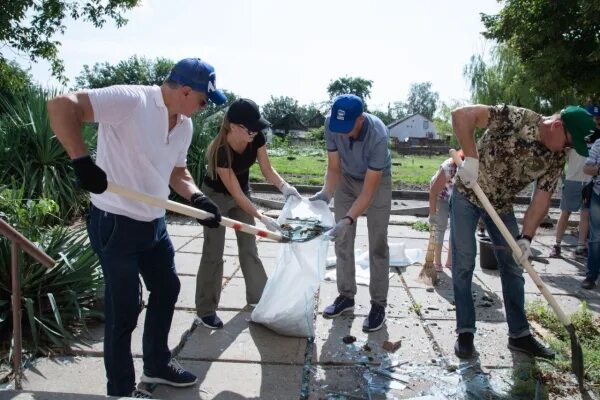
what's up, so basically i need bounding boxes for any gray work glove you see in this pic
[457,156,479,188]
[326,217,352,241]
[514,236,533,265]
[309,188,332,204]
[259,214,281,232]
[280,183,301,200]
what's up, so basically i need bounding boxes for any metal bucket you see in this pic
[478,237,497,270]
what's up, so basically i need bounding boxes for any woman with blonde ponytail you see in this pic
[195,98,301,329]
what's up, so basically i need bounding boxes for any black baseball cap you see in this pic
[227,98,270,132]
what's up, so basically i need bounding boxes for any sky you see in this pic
[11,0,502,111]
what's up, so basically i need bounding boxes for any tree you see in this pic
[0,59,33,109]
[75,56,174,89]
[405,82,439,120]
[1,0,140,84]
[262,96,300,125]
[327,76,373,108]
[482,0,600,100]
[464,44,577,113]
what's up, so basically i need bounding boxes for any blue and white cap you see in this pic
[167,58,227,105]
[328,94,364,133]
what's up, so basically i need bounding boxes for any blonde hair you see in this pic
[206,114,234,180]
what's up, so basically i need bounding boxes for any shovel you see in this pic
[106,182,290,242]
[449,150,584,388]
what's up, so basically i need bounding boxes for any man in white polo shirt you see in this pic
[47,58,224,398]
[310,94,392,333]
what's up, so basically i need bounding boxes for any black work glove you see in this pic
[71,155,107,194]
[190,192,221,228]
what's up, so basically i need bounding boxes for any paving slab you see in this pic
[410,287,507,323]
[317,280,413,319]
[178,311,306,364]
[152,360,303,400]
[232,256,277,278]
[73,309,196,356]
[313,315,436,365]
[19,356,141,396]
[430,320,532,367]
[217,277,260,310]
[175,253,240,277]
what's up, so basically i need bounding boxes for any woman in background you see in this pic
[428,150,463,271]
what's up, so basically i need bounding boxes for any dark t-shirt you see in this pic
[203,132,266,195]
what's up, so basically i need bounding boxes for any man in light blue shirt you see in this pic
[310,94,392,332]
[581,138,600,289]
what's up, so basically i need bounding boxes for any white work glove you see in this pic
[428,213,439,229]
[326,217,352,241]
[457,157,479,188]
[280,183,301,200]
[514,236,533,265]
[309,188,332,203]
[259,215,281,232]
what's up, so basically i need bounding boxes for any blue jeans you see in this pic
[87,205,181,396]
[586,191,600,281]
[450,190,530,338]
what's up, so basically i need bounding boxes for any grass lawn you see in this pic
[250,152,448,187]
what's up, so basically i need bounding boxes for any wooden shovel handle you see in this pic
[106,182,286,242]
[449,149,572,326]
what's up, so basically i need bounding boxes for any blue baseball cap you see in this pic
[167,58,227,105]
[329,94,364,133]
[586,105,600,117]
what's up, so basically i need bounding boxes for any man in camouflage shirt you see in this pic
[450,104,595,360]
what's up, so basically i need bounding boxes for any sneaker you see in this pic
[549,244,561,258]
[195,313,223,329]
[323,295,355,319]
[131,388,153,398]
[454,332,476,359]
[362,303,386,332]
[582,278,596,290]
[508,335,555,359]
[141,359,198,387]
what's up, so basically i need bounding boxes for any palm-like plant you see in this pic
[0,87,96,221]
[0,188,102,356]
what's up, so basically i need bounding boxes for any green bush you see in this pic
[0,87,96,221]
[0,187,102,356]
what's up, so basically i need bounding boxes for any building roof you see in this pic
[271,113,308,131]
[387,113,432,129]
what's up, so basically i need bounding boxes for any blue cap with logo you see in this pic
[586,104,600,117]
[328,94,364,133]
[167,58,227,105]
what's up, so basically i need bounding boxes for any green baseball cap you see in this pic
[560,105,595,157]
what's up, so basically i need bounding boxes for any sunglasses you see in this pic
[240,125,258,136]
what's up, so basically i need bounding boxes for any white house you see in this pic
[387,113,438,142]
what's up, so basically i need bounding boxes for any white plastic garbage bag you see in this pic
[251,197,334,337]
[325,243,423,286]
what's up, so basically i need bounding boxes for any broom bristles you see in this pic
[418,226,439,286]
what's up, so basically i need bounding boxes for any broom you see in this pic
[418,223,439,286]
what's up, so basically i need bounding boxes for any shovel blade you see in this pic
[566,324,585,389]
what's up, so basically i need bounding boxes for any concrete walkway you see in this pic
[1,210,598,399]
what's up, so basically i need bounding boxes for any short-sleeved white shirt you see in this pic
[565,149,591,183]
[88,85,193,221]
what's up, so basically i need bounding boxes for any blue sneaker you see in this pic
[362,303,386,332]
[323,295,355,318]
[195,313,223,329]
[141,359,198,387]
